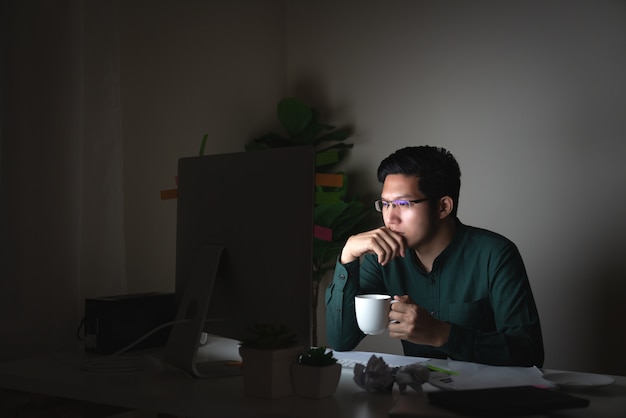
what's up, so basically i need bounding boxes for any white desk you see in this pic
[1,340,625,418]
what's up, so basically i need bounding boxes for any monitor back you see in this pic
[175,146,315,347]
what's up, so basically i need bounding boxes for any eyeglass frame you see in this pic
[374,198,430,212]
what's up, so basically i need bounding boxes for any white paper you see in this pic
[333,350,551,390]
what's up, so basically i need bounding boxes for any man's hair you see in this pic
[377,146,461,216]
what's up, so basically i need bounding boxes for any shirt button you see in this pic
[430,311,437,317]
[339,274,346,281]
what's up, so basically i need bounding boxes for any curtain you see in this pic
[0,0,126,361]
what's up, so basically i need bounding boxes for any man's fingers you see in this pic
[372,228,406,265]
[343,227,406,265]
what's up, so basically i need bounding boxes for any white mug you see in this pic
[354,294,397,335]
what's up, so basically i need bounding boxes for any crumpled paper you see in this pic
[353,355,431,394]
[395,362,431,394]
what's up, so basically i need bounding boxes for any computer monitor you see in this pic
[163,146,315,377]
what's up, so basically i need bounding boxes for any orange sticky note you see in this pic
[314,225,333,241]
[160,189,178,200]
[315,173,344,188]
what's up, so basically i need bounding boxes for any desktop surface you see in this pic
[1,339,625,418]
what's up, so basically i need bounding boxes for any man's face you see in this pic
[380,174,436,250]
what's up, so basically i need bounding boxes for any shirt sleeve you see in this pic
[325,258,366,351]
[439,242,544,367]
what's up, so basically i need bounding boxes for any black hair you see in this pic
[377,146,461,216]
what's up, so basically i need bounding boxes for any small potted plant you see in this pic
[238,323,303,399]
[291,346,342,399]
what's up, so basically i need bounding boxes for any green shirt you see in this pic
[325,221,544,367]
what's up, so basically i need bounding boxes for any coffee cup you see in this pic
[354,294,397,335]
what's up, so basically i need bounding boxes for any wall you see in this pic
[119,0,286,293]
[286,0,626,375]
[1,0,129,360]
[117,0,626,375]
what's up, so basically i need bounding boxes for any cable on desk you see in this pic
[78,319,190,373]
[75,317,85,341]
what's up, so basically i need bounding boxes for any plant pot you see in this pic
[291,363,342,399]
[239,345,303,399]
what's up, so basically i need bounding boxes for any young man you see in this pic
[325,146,544,367]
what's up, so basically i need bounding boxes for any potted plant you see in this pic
[245,97,377,345]
[238,323,303,399]
[291,346,342,399]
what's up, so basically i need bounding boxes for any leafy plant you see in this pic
[298,346,338,367]
[246,97,353,153]
[239,323,299,350]
[246,97,377,345]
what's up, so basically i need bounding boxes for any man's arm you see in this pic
[325,260,365,351]
[443,321,544,367]
[440,243,544,367]
[327,227,406,350]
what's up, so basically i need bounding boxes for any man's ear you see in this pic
[438,196,454,219]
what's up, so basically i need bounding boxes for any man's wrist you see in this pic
[435,321,452,347]
[340,250,358,264]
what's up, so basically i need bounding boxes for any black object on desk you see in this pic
[84,292,176,354]
[426,385,589,416]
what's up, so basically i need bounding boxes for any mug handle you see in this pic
[389,299,400,324]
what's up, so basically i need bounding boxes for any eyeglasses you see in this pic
[374,198,430,212]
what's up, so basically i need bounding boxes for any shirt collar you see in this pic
[432,218,465,269]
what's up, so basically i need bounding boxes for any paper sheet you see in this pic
[333,350,551,390]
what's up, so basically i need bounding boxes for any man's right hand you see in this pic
[340,227,407,266]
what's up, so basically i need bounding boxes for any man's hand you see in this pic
[340,227,407,265]
[388,295,451,347]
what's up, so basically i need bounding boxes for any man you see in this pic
[325,146,544,367]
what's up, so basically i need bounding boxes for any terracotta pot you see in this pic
[239,345,303,399]
[291,363,342,399]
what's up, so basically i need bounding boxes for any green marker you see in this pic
[426,364,459,376]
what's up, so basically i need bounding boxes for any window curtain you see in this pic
[0,0,126,360]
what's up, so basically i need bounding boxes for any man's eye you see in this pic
[395,201,410,207]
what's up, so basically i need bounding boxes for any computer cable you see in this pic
[77,319,190,373]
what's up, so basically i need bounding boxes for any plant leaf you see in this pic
[277,97,312,137]
[247,132,294,150]
[199,133,208,156]
[313,127,352,146]
[314,201,349,227]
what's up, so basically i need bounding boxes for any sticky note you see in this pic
[314,225,333,241]
[160,189,178,200]
[315,173,344,188]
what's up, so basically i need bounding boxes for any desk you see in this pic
[1,341,625,418]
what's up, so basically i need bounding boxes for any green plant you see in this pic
[245,97,377,345]
[298,346,338,367]
[239,323,299,350]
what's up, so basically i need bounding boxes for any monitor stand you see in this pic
[162,244,241,378]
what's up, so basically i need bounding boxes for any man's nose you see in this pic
[384,208,401,225]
